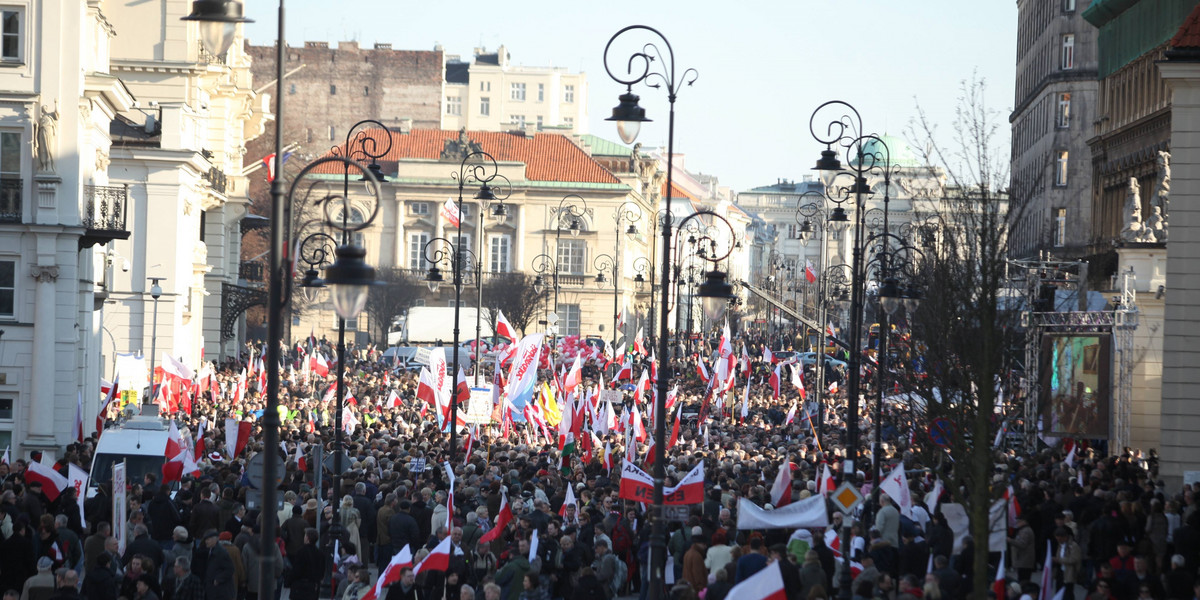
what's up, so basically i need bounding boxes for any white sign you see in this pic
[465,387,494,425]
[112,461,127,556]
[599,390,624,406]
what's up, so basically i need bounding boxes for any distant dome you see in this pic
[850,134,921,168]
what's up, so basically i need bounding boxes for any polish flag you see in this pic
[717,320,733,358]
[616,358,633,381]
[769,365,782,399]
[563,356,583,396]
[1004,485,1021,528]
[602,442,613,473]
[309,353,329,378]
[805,260,817,284]
[72,392,84,444]
[193,421,206,462]
[295,443,307,472]
[162,422,187,484]
[740,345,751,375]
[362,545,413,600]
[763,347,774,364]
[819,463,836,496]
[463,426,475,465]
[724,558,787,600]
[386,389,402,408]
[479,489,512,544]
[740,377,751,424]
[558,483,579,522]
[1063,440,1077,468]
[415,536,455,576]
[26,461,69,502]
[697,360,710,383]
[630,404,647,443]
[633,369,650,403]
[632,327,646,355]
[994,550,1007,600]
[769,461,792,508]
[417,368,437,407]
[225,419,252,458]
[495,310,517,342]
[785,403,797,426]
[828,380,839,395]
[97,376,119,437]
[1038,541,1054,600]
[667,402,683,450]
[791,363,806,399]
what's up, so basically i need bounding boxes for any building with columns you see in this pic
[0,0,134,454]
[100,0,269,376]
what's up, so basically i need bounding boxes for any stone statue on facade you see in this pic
[1151,150,1170,241]
[439,127,483,162]
[33,103,59,174]
[1120,177,1157,243]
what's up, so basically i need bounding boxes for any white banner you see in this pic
[115,353,148,394]
[736,495,829,530]
[464,387,494,424]
[941,503,970,555]
[113,461,127,555]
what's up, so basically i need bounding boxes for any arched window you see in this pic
[336,207,365,248]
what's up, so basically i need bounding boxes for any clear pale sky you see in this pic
[244,1,1018,193]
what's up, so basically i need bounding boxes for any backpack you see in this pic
[607,553,628,597]
[611,520,633,557]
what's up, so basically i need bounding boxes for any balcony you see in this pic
[0,179,20,223]
[80,185,131,249]
[197,41,227,66]
[239,261,265,283]
[204,167,228,195]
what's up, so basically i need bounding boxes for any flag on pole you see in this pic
[495,310,517,342]
[25,461,68,502]
[769,461,792,508]
[724,561,787,600]
[819,463,836,496]
[805,260,817,284]
[993,549,1007,600]
[479,490,512,544]
[73,391,84,444]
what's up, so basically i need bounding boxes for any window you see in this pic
[409,233,430,270]
[536,116,543,130]
[510,115,526,128]
[563,117,574,128]
[455,234,473,272]
[289,84,296,95]
[0,260,12,317]
[557,239,586,275]
[510,82,525,101]
[410,202,430,216]
[489,235,511,273]
[336,208,365,248]
[480,81,490,92]
[787,224,799,239]
[1055,150,1069,186]
[1,10,20,62]
[446,96,462,116]
[564,84,575,103]
[1061,35,1075,70]
[1053,208,1067,247]
[2,130,19,221]
[328,125,335,141]
[330,84,337,95]
[1057,93,1071,128]
[480,97,490,116]
[557,304,581,337]
[413,298,426,307]
[1063,0,1075,11]
[537,83,544,102]
[363,86,369,96]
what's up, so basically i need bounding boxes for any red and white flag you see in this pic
[414,536,454,576]
[785,403,797,426]
[439,197,461,228]
[295,443,307,472]
[819,463,836,496]
[770,461,792,508]
[72,391,84,444]
[386,389,402,408]
[725,560,787,600]
[769,364,782,399]
[632,327,646,355]
[225,419,252,458]
[26,461,68,502]
[763,347,774,364]
[362,545,413,600]
[563,356,583,396]
[479,489,512,544]
[602,442,613,473]
[97,376,119,437]
[309,353,329,378]
[162,421,187,484]
[495,310,517,342]
[994,550,1007,600]
[616,358,633,381]
[193,421,207,462]
[1038,541,1054,600]
[791,363,806,399]
[1004,485,1021,528]
[667,402,683,450]
[558,483,579,523]
[67,463,88,526]
[805,260,817,284]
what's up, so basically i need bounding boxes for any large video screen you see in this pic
[1041,334,1111,438]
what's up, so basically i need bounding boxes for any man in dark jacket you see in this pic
[123,524,165,571]
[201,529,236,600]
[388,500,421,556]
[163,556,205,600]
[146,486,182,547]
[81,554,118,600]
[289,528,324,600]
[188,489,221,540]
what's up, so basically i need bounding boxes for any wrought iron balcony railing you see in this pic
[80,184,131,249]
[0,179,20,224]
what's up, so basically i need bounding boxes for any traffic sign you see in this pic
[322,451,353,474]
[928,418,955,448]
[830,481,864,515]
[246,452,286,490]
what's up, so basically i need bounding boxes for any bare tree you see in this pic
[903,76,1029,600]
[481,272,547,338]
[364,267,424,345]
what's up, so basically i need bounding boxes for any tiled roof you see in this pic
[1169,1,1200,49]
[664,180,695,201]
[323,129,621,185]
[578,134,633,158]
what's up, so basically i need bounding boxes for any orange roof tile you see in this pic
[321,129,620,185]
[663,180,695,201]
[1170,2,1200,49]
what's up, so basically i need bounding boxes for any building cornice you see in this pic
[1010,70,1100,123]
[111,60,203,75]
[84,72,136,113]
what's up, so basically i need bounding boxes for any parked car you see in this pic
[797,352,848,370]
[381,346,422,371]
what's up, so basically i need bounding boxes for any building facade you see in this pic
[0,0,134,454]
[442,46,588,135]
[1009,0,1099,260]
[295,129,656,347]
[104,0,269,371]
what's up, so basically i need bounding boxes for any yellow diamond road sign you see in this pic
[831,481,864,514]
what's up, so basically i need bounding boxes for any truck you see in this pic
[387,306,495,346]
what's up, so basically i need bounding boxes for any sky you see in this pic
[244,1,1018,193]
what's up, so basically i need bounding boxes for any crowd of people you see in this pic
[0,334,1194,600]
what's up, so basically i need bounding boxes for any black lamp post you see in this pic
[183,5,386,596]
[593,253,620,350]
[423,150,506,463]
[612,201,643,347]
[808,100,904,600]
[550,194,589,315]
[531,253,557,342]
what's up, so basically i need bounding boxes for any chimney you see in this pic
[399,118,412,134]
[340,41,358,51]
[374,42,392,50]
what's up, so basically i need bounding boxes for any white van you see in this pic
[87,413,172,498]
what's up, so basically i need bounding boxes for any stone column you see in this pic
[27,265,60,451]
